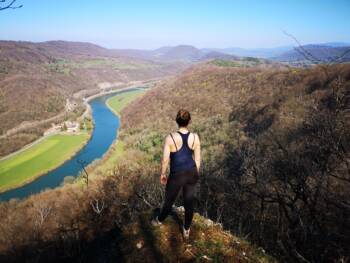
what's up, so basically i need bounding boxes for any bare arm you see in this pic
[161,135,171,179]
[193,133,201,172]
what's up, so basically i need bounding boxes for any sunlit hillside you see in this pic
[1,0,349,262]
[1,61,349,262]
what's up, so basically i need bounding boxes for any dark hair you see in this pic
[176,109,191,127]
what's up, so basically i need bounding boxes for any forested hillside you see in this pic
[0,40,185,157]
[0,63,349,262]
[119,63,350,262]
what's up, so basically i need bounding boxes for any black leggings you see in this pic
[158,167,199,230]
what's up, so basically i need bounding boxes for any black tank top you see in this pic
[169,131,196,173]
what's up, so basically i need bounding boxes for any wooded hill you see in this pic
[119,62,350,262]
[0,62,349,262]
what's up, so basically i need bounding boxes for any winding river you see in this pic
[0,88,140,201]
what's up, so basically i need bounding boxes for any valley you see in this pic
[1,0,349,261]
[0,40,185,157]
[0,39,349,262]
[0,87,146,201]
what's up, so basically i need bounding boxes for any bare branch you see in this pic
[77,159,89,186]
[0,0,22,11]
[283,30,350,65]
[90,198,105,214]
[331,48,350,63]
[283,30,322,64]
[33,201,52,228]
[135,192,153,208]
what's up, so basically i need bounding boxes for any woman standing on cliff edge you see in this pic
[152,109,201,240]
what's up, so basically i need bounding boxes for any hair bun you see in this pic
[176,109,191,127]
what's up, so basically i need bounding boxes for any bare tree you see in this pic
[90,198,105,215]
[0,0,22,11]
[33,200,52,229]
[77,159,89,186]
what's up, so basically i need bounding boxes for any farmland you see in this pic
[0,133,89,193]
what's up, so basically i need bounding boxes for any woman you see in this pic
[152,109,201,240]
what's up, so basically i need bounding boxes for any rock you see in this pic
[204,218,214,226]
[173,205,184,212]
[214,222,223,229]
[136,241,143,249]
[201,255,213,261]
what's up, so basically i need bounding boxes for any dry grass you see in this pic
[120,210,276,263]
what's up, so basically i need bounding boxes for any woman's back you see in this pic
[168,131,196,152]
[169,131,196,173]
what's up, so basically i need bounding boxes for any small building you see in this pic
[65,121,80,133]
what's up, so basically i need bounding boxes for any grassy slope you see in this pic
[0,133,89,192]
[106,89,145,116]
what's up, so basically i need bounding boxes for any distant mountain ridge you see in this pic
[112,44,237,62]
[202,46,292,58]
[203,42,350,59]
[109,41,350,62]
[18,40,347,63]
[0,40,140,64]
[1,39,349,66]
[272,44,350,63]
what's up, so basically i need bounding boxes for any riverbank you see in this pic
[80,89,146,178]
[106,89,145,117]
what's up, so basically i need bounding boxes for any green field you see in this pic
[106,89,145,115]
[0,133,89,193]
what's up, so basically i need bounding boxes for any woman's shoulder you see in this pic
[191,132,199,139]
[191,132,200,146]
[165,132,180,141]
[168,131,179,138]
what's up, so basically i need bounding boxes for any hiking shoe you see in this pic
[151,216,162,226]
[182,226,190,240]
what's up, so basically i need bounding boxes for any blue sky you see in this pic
[0,0,349,49]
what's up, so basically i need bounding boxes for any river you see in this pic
[0,88,140,201]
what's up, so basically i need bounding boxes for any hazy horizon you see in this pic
[0,0,349,49]
[1,38,350,51]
